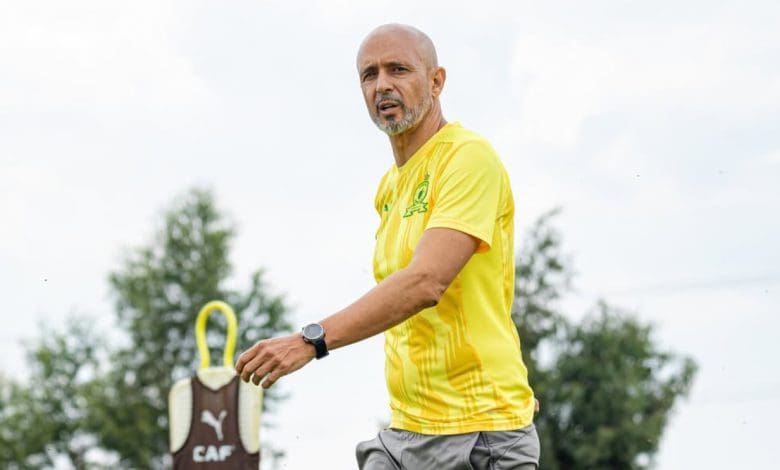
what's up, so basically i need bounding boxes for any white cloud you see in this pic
[510,22,780,150]
[511,36,615,148]
[0,158,63,251]
[764,149,780,164]
[0,1,215,112]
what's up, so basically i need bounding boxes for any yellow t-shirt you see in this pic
[373,122,535,435]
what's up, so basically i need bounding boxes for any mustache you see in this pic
[374,94,405,108]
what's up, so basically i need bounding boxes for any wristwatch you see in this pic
[301,323,328,359]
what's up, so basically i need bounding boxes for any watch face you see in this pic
[303,323,324,340]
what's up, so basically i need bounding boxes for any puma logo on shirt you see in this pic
[201,409,227,441]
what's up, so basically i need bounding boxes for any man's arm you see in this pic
[234,227,479,388]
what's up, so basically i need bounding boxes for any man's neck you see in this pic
[389,107,447,167]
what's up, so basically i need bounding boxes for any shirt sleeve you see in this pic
[426,139,503,253]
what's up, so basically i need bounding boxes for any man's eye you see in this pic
[392,67,407,73]
[362,72,376,81]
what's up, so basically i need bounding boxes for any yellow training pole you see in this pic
[195,300,238,369]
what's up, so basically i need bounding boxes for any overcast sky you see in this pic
[2,1,779,469]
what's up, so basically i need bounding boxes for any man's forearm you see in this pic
[319,265,444,350]
[235,228,477,388]
[319,228,478,351]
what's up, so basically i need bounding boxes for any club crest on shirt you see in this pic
[403,173,430,217]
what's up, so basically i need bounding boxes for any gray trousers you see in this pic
[356,424,540,470]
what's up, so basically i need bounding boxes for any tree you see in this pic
[0,318,106,470]
[88,188,292,469]
[0,188,292,469]
[513,208,571,380]
[514,212,697,470]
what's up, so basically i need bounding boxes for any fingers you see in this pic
[246,357,272,385]
[235,338,291,387]
[262,369,284,389]
[234,335,314,389]
[241,351,268,382]
[236,341,274,383]
[249,356,278,386]
[235,341,261,376]
[236,342,268,381]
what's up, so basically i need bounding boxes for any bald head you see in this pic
[357,23,439,72]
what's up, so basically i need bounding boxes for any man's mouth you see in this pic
[377,100,402,113]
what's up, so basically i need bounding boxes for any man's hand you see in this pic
[235,334,316,389]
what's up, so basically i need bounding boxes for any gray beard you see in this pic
[373,96,432,136]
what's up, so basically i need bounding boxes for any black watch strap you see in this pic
[311,338,329,360]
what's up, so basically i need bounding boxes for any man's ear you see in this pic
[431,67,446,98]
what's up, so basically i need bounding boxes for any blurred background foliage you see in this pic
[0,189,292,469]
[514,210,697,470]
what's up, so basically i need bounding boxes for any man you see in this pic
[235,24,539,469]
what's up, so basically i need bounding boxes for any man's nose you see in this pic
[375,70,393,94]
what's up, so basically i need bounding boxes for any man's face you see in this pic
[357,34,433,136]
